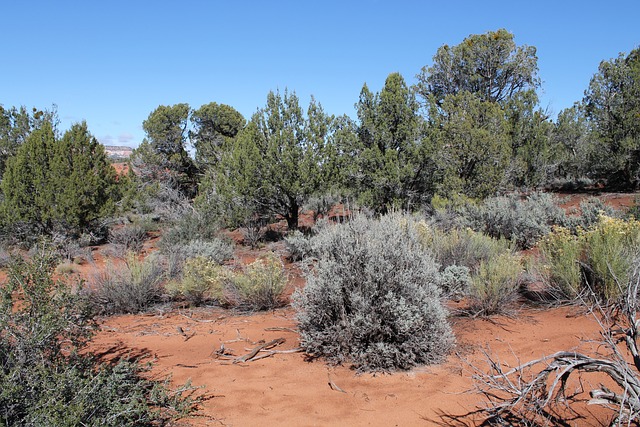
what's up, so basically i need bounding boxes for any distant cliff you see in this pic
[103,145,133,159]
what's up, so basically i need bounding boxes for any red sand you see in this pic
[79,193,640,425]
[90,304,614,426]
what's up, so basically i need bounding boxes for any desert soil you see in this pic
[83,191,638,426]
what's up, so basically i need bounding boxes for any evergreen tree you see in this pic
[132,104,197,197]
[212,90,337,230]
[0,105,58,179]
[352,73,428,211]
[418,29,551,193]
[427,91,511,198]
[191,102,245,167]
[1,121,118,236]
[584,47,640,188]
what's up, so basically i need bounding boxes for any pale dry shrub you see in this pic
[108,223,147,254]
[88,252,166,314]
[469,252,523,316]
[294,213,454,372]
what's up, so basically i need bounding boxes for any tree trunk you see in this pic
[286,198,299,231]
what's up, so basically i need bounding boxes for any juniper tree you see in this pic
[212,90,339,230]
[1,121,118,236]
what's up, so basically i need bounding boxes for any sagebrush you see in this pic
[294,213,454,372]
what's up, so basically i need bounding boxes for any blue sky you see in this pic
[2,1,639,148]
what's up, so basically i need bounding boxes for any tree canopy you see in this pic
[191,102,245,167]
[211,90,338,230]
[416,29,540,105]
[584,47,640,188]
[1,121,118,236]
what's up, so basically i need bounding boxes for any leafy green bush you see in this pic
[223,254,287,310]
[293,214,454,372]
[468,192,567,249]
[0,253,196,425]
[88,252,166,314]
[539,215,640,301]
[165,256,227,305]
[470,253,523,315]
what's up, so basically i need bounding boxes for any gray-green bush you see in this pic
[0,252,196,425]
[109,222,147,254]
[88,252,166,314]
[468,192,567,249]
[293,214,454,372]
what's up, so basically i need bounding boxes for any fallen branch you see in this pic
[264,327,298,333]
[233,338,286,363]
[328,373,347,393]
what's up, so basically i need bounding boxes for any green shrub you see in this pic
[470,253,523,315]
[88,252,166,314]
[539,226,583,299]
[294,214,454,372]
[0,253,196,425]
[416,223,512,271]
[166,256,227,305]
[468,192,567,249]
[539,216,640,302]
[223,254,287,310]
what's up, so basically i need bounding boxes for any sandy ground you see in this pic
[83,192,640,426]
[89,300,616,426]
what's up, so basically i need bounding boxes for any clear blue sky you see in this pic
[2,0,639,148]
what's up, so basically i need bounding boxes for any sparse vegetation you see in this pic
[0,25,639,427]
[87,252,166,314]
[0,252,197,426]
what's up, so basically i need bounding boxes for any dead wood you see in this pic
[233,338,286,363]
[469,265,640,426]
